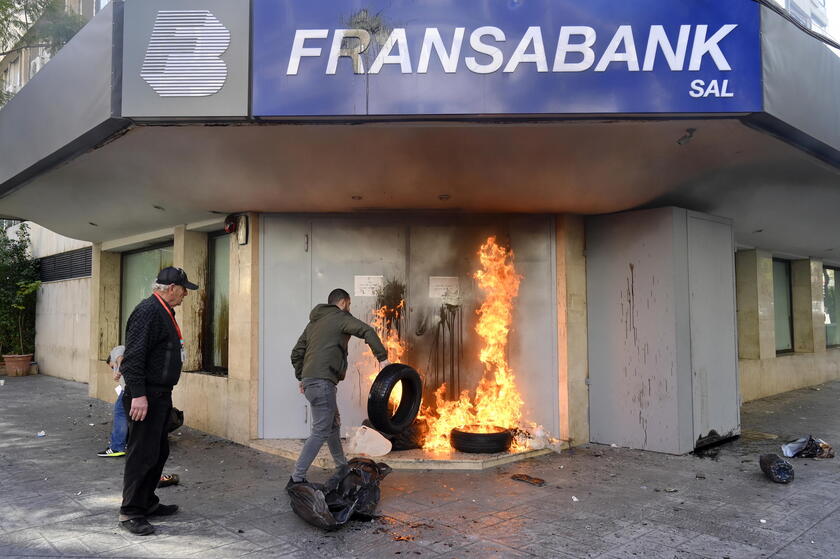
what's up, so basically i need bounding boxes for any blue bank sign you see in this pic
[251,0,762,117]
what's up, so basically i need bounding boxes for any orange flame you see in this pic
[368,301,406,412]
[422,237,523,452]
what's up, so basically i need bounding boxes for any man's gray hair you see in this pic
[152,282,169,292]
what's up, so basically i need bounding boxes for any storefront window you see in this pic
[824,267,840,347]
[773,259,794,353]
[205,233,230,371]
[120,244,174,342]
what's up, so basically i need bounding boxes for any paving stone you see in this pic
[677,534,770,559]
[4,375,840,558]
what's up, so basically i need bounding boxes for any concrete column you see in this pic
[735,250,776,360]
[88,244,120,398]
[227,214,260,443]
[173,226,208,371]
[792,259,826,354]
[556,215,589,446]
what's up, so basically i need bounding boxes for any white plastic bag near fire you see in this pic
[346,426,392,457]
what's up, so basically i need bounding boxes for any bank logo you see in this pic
[141,10,230,97]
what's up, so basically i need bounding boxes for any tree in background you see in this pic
[0,223,39,356]
[0,0,86,105]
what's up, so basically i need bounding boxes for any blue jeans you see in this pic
[110,392,128,452]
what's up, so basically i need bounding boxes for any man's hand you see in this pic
[379,359,392,369]
[130,396,149,421]
[299,382,305,394]
[111,356,124,382]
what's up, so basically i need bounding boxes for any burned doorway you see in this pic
[260,214,559,441]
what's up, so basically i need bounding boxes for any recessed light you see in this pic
[438,194,451,201]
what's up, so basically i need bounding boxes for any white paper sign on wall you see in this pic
[354,275,383,297]
[429,276,460,299]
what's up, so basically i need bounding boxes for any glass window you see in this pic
[824,267,840,347]
[120,244,174,342]
[773,259,794,353]
[205,234,230,371]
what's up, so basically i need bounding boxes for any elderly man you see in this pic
[289,288,391,486]
[118,267,197,536]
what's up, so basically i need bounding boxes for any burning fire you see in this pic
[369,301,406,412]
[422,237,524,452]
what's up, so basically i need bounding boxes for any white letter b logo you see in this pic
[141,10,230,97]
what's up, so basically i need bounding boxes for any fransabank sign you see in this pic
[252,0,762,117]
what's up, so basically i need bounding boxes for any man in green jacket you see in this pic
[289,288,390,485]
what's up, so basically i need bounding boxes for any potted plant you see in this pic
[0,224,39,376]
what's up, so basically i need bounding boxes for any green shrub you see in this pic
[0,224,39,355]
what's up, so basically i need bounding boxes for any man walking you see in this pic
[118,267,198,536]
[289,288,390,485]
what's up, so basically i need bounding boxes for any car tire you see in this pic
[367,364,423,435]
[450,426,513,454]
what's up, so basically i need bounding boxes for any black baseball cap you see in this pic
[157,266,199,290]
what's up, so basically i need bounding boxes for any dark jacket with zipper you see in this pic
[291,304,388,384]
[121,295,183,398]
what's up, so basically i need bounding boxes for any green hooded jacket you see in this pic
[291,304,388,384]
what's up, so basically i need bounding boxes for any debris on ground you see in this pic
[287,457,391,530]
[781,436,835,459]
[36,430,45,437]
[759,453,794,484]
[511,474,546,486]
[664,488,679,493]
[346,426,392,457]
[694,446,721,461]
[571,496,579,502]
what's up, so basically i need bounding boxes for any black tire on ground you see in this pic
[367,364,423,435]
[450,426,513,454]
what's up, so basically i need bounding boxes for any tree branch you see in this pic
[0,42,49,57]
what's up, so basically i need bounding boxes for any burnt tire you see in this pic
[450,426,513,454]
[367,364,423,435]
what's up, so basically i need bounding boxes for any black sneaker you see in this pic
[148,504,178,517]
[120,518,155,536]
[285,476,307,489]
[97,448,126,457]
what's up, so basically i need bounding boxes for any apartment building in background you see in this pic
[0,1,98,99]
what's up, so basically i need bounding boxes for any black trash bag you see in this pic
[759,453,794,484]
[362,418,427,451]
[782,436,835,459]
[287,457,392,530]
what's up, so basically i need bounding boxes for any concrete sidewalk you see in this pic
[1,375,839,558]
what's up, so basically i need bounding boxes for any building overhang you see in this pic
[0,1,839,260]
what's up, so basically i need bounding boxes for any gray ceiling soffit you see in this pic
[0,2,119,198]
[761,5,840,158]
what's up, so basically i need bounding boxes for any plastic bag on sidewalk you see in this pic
[346,426,392,457]
[362,418,427,451]
[287,457,392,530]
[781,436,835,459]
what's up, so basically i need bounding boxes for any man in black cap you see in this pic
[118,266,198,536]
